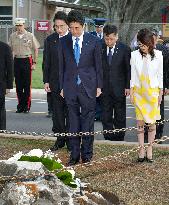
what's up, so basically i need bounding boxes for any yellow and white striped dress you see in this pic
[133,56,161,124]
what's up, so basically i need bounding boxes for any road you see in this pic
[5,97,169,143]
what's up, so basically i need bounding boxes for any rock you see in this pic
[0,161,17,176]
[0,182,37,204]
[0,198,6,205]
[34,198,54,205]
[0,160,121,205]
[98,190,121,204]
[86,192,108,204]
[0,161,76,205]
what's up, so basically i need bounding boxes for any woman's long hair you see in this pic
[137,28,155,60]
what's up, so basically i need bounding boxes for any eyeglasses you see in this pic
[138,43,147,48]
[54,24,67,30]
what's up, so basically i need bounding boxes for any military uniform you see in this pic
[9,18,40,113]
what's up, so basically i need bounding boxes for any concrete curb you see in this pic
[0,134,55,141]
[1,134,169,148]
[6,88,47,100]
[6,88,169,101]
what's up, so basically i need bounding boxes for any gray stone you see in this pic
[0,198,6,205]
[0,161,75,205]
[34,199,54,205]
[86,192,108,204]
[0,162,17,176]
[0,160,119,205]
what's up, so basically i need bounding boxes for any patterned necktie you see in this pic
[108,47,113,65]
[74,37,81,85]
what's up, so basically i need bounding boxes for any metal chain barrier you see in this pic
[0,135,169,183]
[0,119,169,183]
[0,119,169,138]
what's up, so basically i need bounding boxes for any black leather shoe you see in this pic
[104,137,112,141]
[46,112,52,118]
[16,108,23,113]
[50,145,59,151]
[146,157,153,163]
[82,158,91,163]
[94,117,101,121]
[23,108,30,113]
[67,159,79,166]
[137,157,145,163]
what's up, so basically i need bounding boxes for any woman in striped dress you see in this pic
[130,29,163,162]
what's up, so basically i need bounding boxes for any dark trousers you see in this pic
[156,95,164,138]
[14,57,32,111]
[101,93,126,141]
[52,92,69,148]
[95,96,102,120]
[47,92,53,113]
[0,95,6,130]
[66,84,96,161]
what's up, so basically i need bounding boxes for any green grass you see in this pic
[32,51,44,89]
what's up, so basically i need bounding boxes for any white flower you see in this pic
[7,151,23,162]
[26,149,43,158]
[74,178,89,188]
[74,178,81,187]
[67,169,75,178]
[43,150,55,159]
[57,158,62,163]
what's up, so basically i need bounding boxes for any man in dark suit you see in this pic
[59,10,102,165]
[90,18,107,121]
[43,11,69,151]
[101,24,131,141]
[0,41,13,129]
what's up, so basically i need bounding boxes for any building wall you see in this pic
[31,0,46,20]
[0,0,12,6]
[14,0,47,25]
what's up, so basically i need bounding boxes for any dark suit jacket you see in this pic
[102,41,131,97]
[91,31,105,43]
[59,32,103,100]
[156,44,169,89]
[43,32,60,93]
[0,41,13,95]
[90,31,97,36]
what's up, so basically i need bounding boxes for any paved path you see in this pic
[4,96,169,144]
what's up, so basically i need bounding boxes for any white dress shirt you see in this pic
[130,49,163,89]
[72,32,84,54]
[59,30,69,38]
[106,44,116,56]
[97,32,103,39]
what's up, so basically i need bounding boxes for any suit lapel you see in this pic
[67,34,74,60]
[53,32,59,42]
[111,42,120,61]
[103,42,120,66]
[102,45,108,66]
[79,32,89,65]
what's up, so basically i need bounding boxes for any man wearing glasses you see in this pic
[43,11,70,151]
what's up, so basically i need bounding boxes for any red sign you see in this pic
[36,21,50,32]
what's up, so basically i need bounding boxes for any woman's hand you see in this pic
[96,88,102,97]
[60,89,64,98]
[158,89,163,106]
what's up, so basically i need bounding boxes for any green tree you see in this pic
[76,0,168,44]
